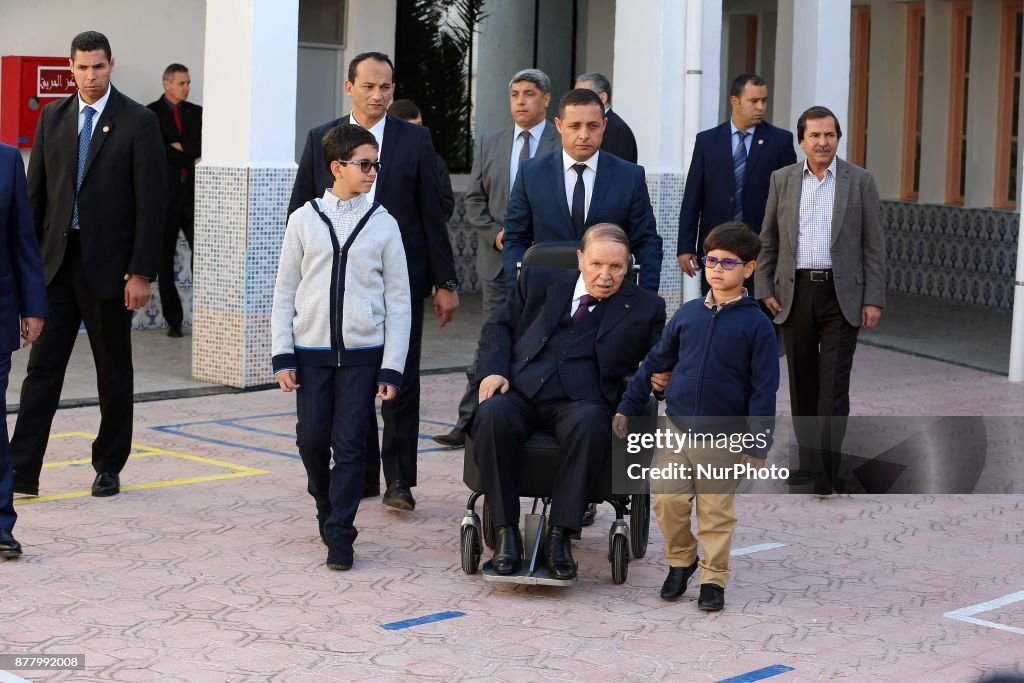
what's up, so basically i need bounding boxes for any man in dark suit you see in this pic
[575,72,638,163]
[147,63,201,338]
[289,52,459,511]
[474,225,665,580]
[387,99,454,221]
[11,31,165,498]
[677,74,797,294]
[756,106,885,497]
[0,143,47,557]
[432,68,560,449]
[503,89,662,293]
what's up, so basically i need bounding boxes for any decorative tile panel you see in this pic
[882,201,1019,311]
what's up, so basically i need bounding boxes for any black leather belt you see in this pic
[796,269,832,282]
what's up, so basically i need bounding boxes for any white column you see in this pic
[917,0,952,204]
[776,0,851,158]
[613,0,720,311]
[1010,40,1024,382]
[193,0,299,387]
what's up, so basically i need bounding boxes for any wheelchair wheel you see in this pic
[610,534,629,585]
[461,525,481,574]
[629,493,650,559]
[482,501,496,550]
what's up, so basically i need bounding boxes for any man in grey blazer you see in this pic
[433,68,560,448]
[756,106,885,496]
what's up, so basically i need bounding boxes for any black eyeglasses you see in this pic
[701,255,746,270]
[337,159,382,174]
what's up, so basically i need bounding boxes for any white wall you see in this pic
[0,0,206,108]
[341,0,396,112]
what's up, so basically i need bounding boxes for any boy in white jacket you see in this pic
[272,124,411,570]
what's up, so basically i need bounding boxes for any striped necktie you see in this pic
[733,130,748,221]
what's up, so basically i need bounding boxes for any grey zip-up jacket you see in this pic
[271,192,411,389]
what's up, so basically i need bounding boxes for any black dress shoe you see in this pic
[581,503,597,527]
[0,529,22,558]
[326,543,353,570]
[785,469,813,485]
[91,472,120,497]
[12,473,38,497]
[697,583,725,611]
[382,480,415,511]
[362,483,380,499]
[491,525,523,575]
[167,326,184,338]
[545,526,577,580]
[660,558,700,600]
[432,428,465,448]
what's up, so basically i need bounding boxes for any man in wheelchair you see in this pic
[472,224,666,579]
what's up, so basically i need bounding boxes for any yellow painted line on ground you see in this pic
[16,433,270,505]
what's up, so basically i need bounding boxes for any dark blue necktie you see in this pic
[571,163,587,236]
[733,130,748,221]
[71,105,95,228]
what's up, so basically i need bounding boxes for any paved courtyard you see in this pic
[2,345,1024,682]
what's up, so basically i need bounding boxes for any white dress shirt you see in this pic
[570,274,601,317]
[509,120,546,191]
[349,112,386,203]
[795,156,838,269]
[562,149,599,222]
[78,86,111,135]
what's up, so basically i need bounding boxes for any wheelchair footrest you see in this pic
[480,561,575,586]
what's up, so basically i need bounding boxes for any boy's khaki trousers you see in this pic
[652,443,742,589]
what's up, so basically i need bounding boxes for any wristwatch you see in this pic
[436,279,459,292]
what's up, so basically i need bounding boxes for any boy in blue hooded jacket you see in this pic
[614,222,779,612]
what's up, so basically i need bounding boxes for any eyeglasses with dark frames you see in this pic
[701,255,747,271]
[337,159,382,174]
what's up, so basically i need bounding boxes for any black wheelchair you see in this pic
[458,242,656,585]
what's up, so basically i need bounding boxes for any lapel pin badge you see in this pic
[102,125,110,133]
[624,304,631,310]
[758,139,764,145]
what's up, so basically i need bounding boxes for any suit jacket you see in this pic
[503,150,663,292]
[464,121,559,282]
[28,87,166,299]
[602,109,638,164]
[478,267,666,409]
[288,114,456,299]
[146,96,202,193]
[0,144,46,354]
[436,154,455,221]
[677,120,797,255]
[755,158,886,327]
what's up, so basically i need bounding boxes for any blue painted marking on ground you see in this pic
[420,418,457,428]
[221,421,296,439]
[381,611,465,630]
[149,426,301,459]
[715,665,795,683]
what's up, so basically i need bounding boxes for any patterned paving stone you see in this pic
[2,346,1024,680]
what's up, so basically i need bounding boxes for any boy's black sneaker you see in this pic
[697,583,725,611]
[326,543,353,571]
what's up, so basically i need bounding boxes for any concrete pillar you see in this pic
[863,0,907,200]
[963,0,1001,209]
[917,0,952,204]
[613,0,721,311]
[775,0,851,159]
[193,0,299,387]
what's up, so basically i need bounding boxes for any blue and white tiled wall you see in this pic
[192,164,295,387]
[132,237,193,331]
[882,201,1019,311]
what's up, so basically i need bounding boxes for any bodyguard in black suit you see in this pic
[0,143,47,556]
[288,52,459,511]
[473,226,666,580]
[147,63,202,337]
[677,74,797,295]
[11,32,165,498]
[575,73,638,163]
[503,89,662,293]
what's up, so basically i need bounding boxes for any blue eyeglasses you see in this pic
[701,255,746,270]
